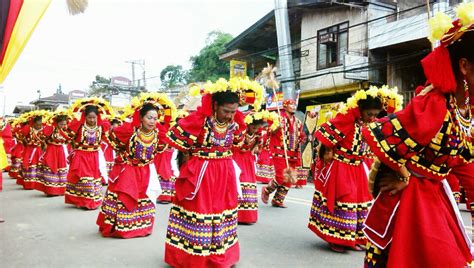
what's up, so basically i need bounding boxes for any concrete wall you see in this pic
[299,6,368,93]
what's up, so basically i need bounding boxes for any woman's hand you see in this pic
[379,176,409,195]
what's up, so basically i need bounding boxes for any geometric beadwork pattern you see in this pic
[166,205,238,256]
[39,166,68,188]
[364,241,387,268]
[238,182,258,210]
[23,164,42,186]
[318,122,369,166]
[256,163,275,179]
[167,117,242,160]
[308,190,371,242]
[99,191,155,232]
[160,177,176,198]
[368,112,463,177]
[66,176,103,202]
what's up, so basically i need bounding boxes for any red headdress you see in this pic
[422,3,474,94]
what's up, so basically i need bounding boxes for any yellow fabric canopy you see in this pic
[0,0,51,84]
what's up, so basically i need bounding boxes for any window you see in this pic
[317,22,349,70]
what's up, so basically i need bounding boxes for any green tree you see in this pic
[160,65,188,89]
[88,75,111,97]
[188,31,233,82]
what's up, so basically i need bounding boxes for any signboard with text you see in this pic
[230,60,247,78]
[266,91,283,111]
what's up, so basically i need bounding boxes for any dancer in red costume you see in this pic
[0,118,13,191]
[308,86,401,253]
[155,146,176,203]
[61,98,112,210]
[363,5,474,267]
[232,112,262,224]
[255,127,275,184]
[261,99,305,208]
[164,78,263,268]
[97,93,174,238]
[37,111,71,196]
[9,118,25,182]
[20,111,49,190]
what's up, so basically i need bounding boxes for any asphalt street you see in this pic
[1,174,472,267]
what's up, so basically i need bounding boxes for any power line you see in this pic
[231,1,436,62]
[267,20,429,78]
[281,48,431,83]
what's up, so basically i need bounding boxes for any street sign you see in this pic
[111,76,132,87]
[68,90,87,105]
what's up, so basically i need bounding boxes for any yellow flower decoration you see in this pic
[428,12,454,42]
[45,108,74,124]
[189,77,264,111]
[19,110,52,124]
[71,97,114,117]
[122,92,177,124]
[339,85,403,114]
[456,2,474,27]
[244,110,280,131]
[189,84,201,97]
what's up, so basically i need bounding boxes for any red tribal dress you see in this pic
[97,122,163,238]
[233,130,262,224]
[164,111,245,268]
[37,125,69,196]
[20,125,45,190]
[0,121,13,191]
[154,143,176,203]
[264,111,305,206]
[255,128,275,183]
[363,92,472,267]
[9,124,24,181]
[309,108,372,248]
[61,120,109,209]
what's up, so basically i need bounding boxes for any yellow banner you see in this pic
[0,0,52,84]
[305,102,342,127]
[230,60,247,78]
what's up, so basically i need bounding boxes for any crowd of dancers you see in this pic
[1,4,474,267]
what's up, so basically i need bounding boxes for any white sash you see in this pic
[147,163,162,207]
[98,148,108,183]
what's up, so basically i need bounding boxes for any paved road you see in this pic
[1,174,471,267]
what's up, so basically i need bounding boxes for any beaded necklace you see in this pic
[132,128,157,161]
[83,124,100,145]
[451,96,473,154]
[213,116,229,134]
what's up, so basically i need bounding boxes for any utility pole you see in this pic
[142,60,146,88]
[126,59,146,89]
[274,0,296,100]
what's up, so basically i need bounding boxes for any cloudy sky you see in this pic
[0,0,274,114]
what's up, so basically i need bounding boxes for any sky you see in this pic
[0,0,274,114]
